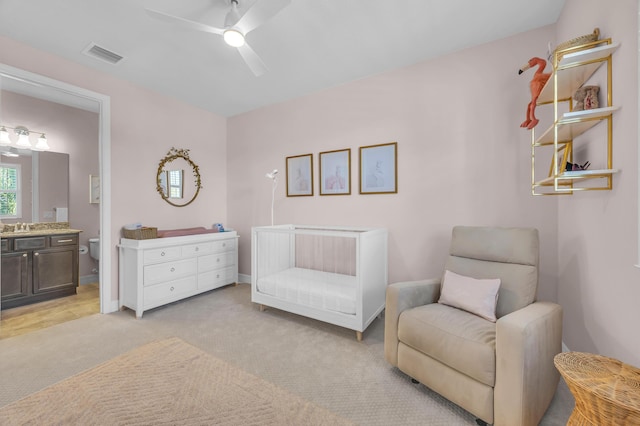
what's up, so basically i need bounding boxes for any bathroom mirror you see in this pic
[0,150,69,223]
[156,147,201,207]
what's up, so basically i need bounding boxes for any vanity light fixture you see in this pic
[0,125,50,151]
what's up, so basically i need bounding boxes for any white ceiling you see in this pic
[0,0,565,117]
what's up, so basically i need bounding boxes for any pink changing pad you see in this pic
[157,227,220,238]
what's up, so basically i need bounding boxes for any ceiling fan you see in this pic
[146,0,291,76]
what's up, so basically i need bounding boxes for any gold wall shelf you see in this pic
[531,38,620,195]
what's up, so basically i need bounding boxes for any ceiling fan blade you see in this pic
[235,0,291,35]
[145,8,224,35]
[237,43,267,76]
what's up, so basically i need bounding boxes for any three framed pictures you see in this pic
[286,142,397,196]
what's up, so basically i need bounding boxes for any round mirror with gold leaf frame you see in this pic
[156,147,202,207]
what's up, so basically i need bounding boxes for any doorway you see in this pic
[0,63,113,318]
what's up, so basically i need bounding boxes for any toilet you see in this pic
[89,237,100,261]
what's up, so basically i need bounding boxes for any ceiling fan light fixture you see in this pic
[223,29,245,47]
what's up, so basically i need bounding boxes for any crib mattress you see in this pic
[256,267,357,315]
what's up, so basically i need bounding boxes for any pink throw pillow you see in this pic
[438,270,501,322]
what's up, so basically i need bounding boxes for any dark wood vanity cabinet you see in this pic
[1,251,30,301]
[1,233,79,309]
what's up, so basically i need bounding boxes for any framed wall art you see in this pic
[319,148,351,195]
[89,174,100,204]
[286,153,313,196]
[359,142,397,194]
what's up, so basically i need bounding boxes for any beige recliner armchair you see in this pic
[384,226,562,426]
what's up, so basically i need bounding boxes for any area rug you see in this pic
[0,337,353,425]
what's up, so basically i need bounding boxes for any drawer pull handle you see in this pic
[56,239,73,243]
[170,286,174,291]
[195,247,199,251]
[161,251,166,256]
[170,267,175,272]
[34,252,39,256]
[22,253,27,257]
[216,274,220,278]
[222,243,226,247]
[217,258,220,263]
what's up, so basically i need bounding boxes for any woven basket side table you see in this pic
[554,352,640,425]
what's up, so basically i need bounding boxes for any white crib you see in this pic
[251,224,388,340]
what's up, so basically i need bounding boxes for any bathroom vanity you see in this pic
[1,228,81,309]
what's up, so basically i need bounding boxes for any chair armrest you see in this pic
[384,279,441,366]
[494,301,563,426]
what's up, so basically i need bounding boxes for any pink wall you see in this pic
[555,0,640,366]
[0,36,228,301]
[228,26,561,302]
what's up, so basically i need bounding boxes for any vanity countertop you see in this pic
[0,228,82,238]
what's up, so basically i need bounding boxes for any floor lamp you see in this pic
[265,169,278,226]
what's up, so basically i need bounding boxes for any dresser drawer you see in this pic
[144,276,197,307]
[198,252,236,273]
[143,258,197,286]
[198,266,236,290]
[182,241,214,257]
[212,238,236,253]
[143,246,181,264]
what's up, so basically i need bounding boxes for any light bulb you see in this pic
[223,29,245,47]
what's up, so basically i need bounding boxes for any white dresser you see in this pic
[118,231,238,318]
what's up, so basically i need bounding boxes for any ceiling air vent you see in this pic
[82,43,124,65]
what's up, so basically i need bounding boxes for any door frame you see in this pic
[0,63,113,314]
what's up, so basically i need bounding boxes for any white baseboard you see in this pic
[107,300,119,314]
[80,274,99,285]
[238,273,251,284]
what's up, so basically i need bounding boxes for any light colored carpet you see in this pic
[0,336,352,425]
[0,284,574,425]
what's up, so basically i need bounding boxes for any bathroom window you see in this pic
[0,164,21,219]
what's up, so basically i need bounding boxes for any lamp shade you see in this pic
[15,132,31,148]
[34,134,50,151]
[0,127,10,145]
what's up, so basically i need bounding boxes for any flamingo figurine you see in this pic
[518,57,550,129]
